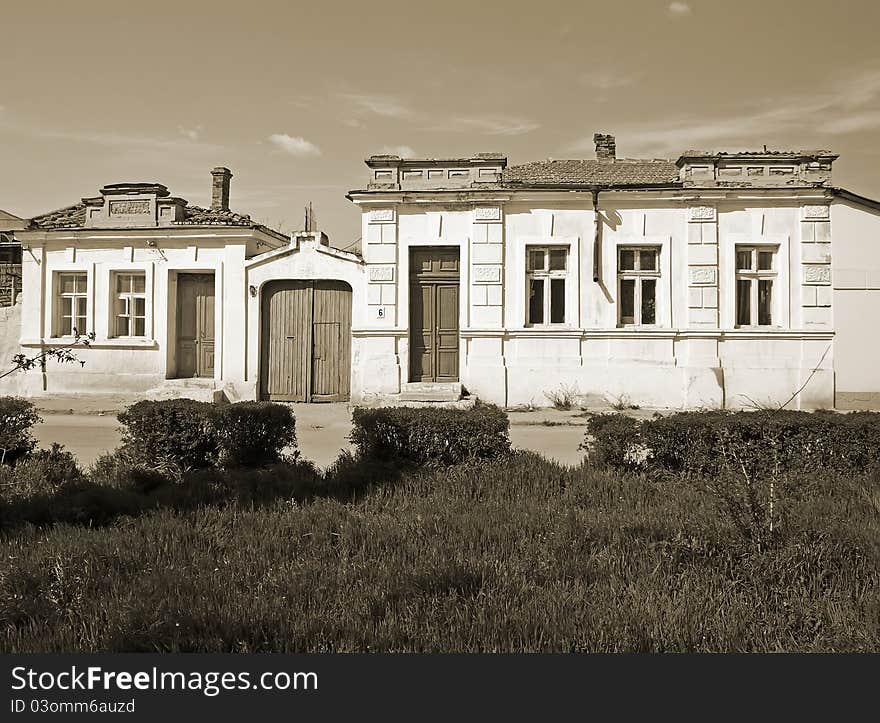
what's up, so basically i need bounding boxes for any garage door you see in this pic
[260,280,352,402]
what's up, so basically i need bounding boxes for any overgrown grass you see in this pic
[1,452,878,652]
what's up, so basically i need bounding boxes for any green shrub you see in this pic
[583,414,642,469]
[1,443,84,499]
[118,399,218,471]
[213,402,297,467]
[585,410,880,476]
[0,397,41,466]
[350,403,511,467]
[117,400,299,472]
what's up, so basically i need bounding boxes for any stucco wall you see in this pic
[831,199,880,409]
[353,194,836,409]
[16,233,252,397]
[0,300,22,396]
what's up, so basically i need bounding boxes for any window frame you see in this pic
[617,246,661,327]
[111,271,148,338]
[54,271,89,338]
[525,245,569,326]
[734,244,778,328]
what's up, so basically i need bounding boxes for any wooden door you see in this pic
[409,248,460,382]
[176,273,215,378]
[312,281,352,401]
[260,280,352,402]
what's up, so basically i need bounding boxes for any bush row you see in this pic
[586,409,880,476]
[0,397,41,465]
[351,402,511,467]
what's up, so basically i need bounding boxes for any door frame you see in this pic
[259,279,353,403]
[172,271,218,379]
[408,246,461,383]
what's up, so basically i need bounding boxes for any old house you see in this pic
[347,135,880,410]
[7,136,880,410]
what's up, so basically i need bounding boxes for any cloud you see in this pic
[580,70,639,91]
[425,115,539,136]
[268,133,322,157]
[337,92,538,136]
[667,2,692,16]
[569,67,880,157]
[378,145,416,157]
[338,93,413,119]
[177,125,203,141]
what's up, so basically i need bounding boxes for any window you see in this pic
[617,247,659,326]
[56,272,88,336]
[526,246,568,325]
[113,272,147,337]
[735,246,776,327]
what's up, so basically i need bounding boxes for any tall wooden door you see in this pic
[260,280,352,402]
[409,247,460,382]
[176,273,215,378]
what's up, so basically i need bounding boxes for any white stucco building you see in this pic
[347,135,880,410]
[5,136,880,409]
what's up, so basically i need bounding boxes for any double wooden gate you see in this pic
[260,280,352,402]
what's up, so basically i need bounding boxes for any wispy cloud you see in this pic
[667,2,692,16]
[177,124,203,141]
[580,70,640,91]
[570,68,880,157]
[378,145,416,157]
[337,92,538,136]
[424,115,539,136]
[268,133,322,157]
[338,93,414,119]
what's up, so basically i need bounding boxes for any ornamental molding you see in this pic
[802,205,830,220]
[474,206,502,222]
[109,200,150,215]
[688,206,717,222]
[688,267,717,285]
[472,265,501,283]
[368,265,395,282]
[803,264,831,284]
[368,208,395,223]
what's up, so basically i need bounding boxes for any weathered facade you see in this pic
[6,138,880,409]
[346,135,880,409]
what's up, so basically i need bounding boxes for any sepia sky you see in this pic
[2,0,880,247]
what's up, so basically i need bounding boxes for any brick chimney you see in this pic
[211,167,232,211]
[594,133,616,162]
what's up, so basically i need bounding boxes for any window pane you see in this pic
[758,279,773,325]
[60,316,72,336]
[134,317,146,337]
[133,274,146,294]
[640,249,658,271]
[528,249,545,271]
[59,274,77,294]
[736,279,752,326]
[641,279,656,324]
[736,249,752,271]
[528,278,544,324]
[550,278,565,323]
[76,296,87,318]
[620,279,635,325]
[757,251,773,271]
[117,316,130,337]
[116,274,129,293]
[619,249,636,271]
[134,297,146,317]
[549,249,567,271]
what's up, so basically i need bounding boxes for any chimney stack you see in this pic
[594,133,616,162]
[211,167,232,211]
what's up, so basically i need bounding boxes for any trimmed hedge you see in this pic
[350,403,511,467]
[586,410,880,476]
[0,397,41,466]
[117,399,297,471]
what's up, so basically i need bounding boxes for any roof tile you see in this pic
[502,159,680,187]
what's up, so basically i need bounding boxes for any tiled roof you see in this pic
[29,203,265,230]
[503,159,680,187]
[29,203,87,229]
[178,205,257,226]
